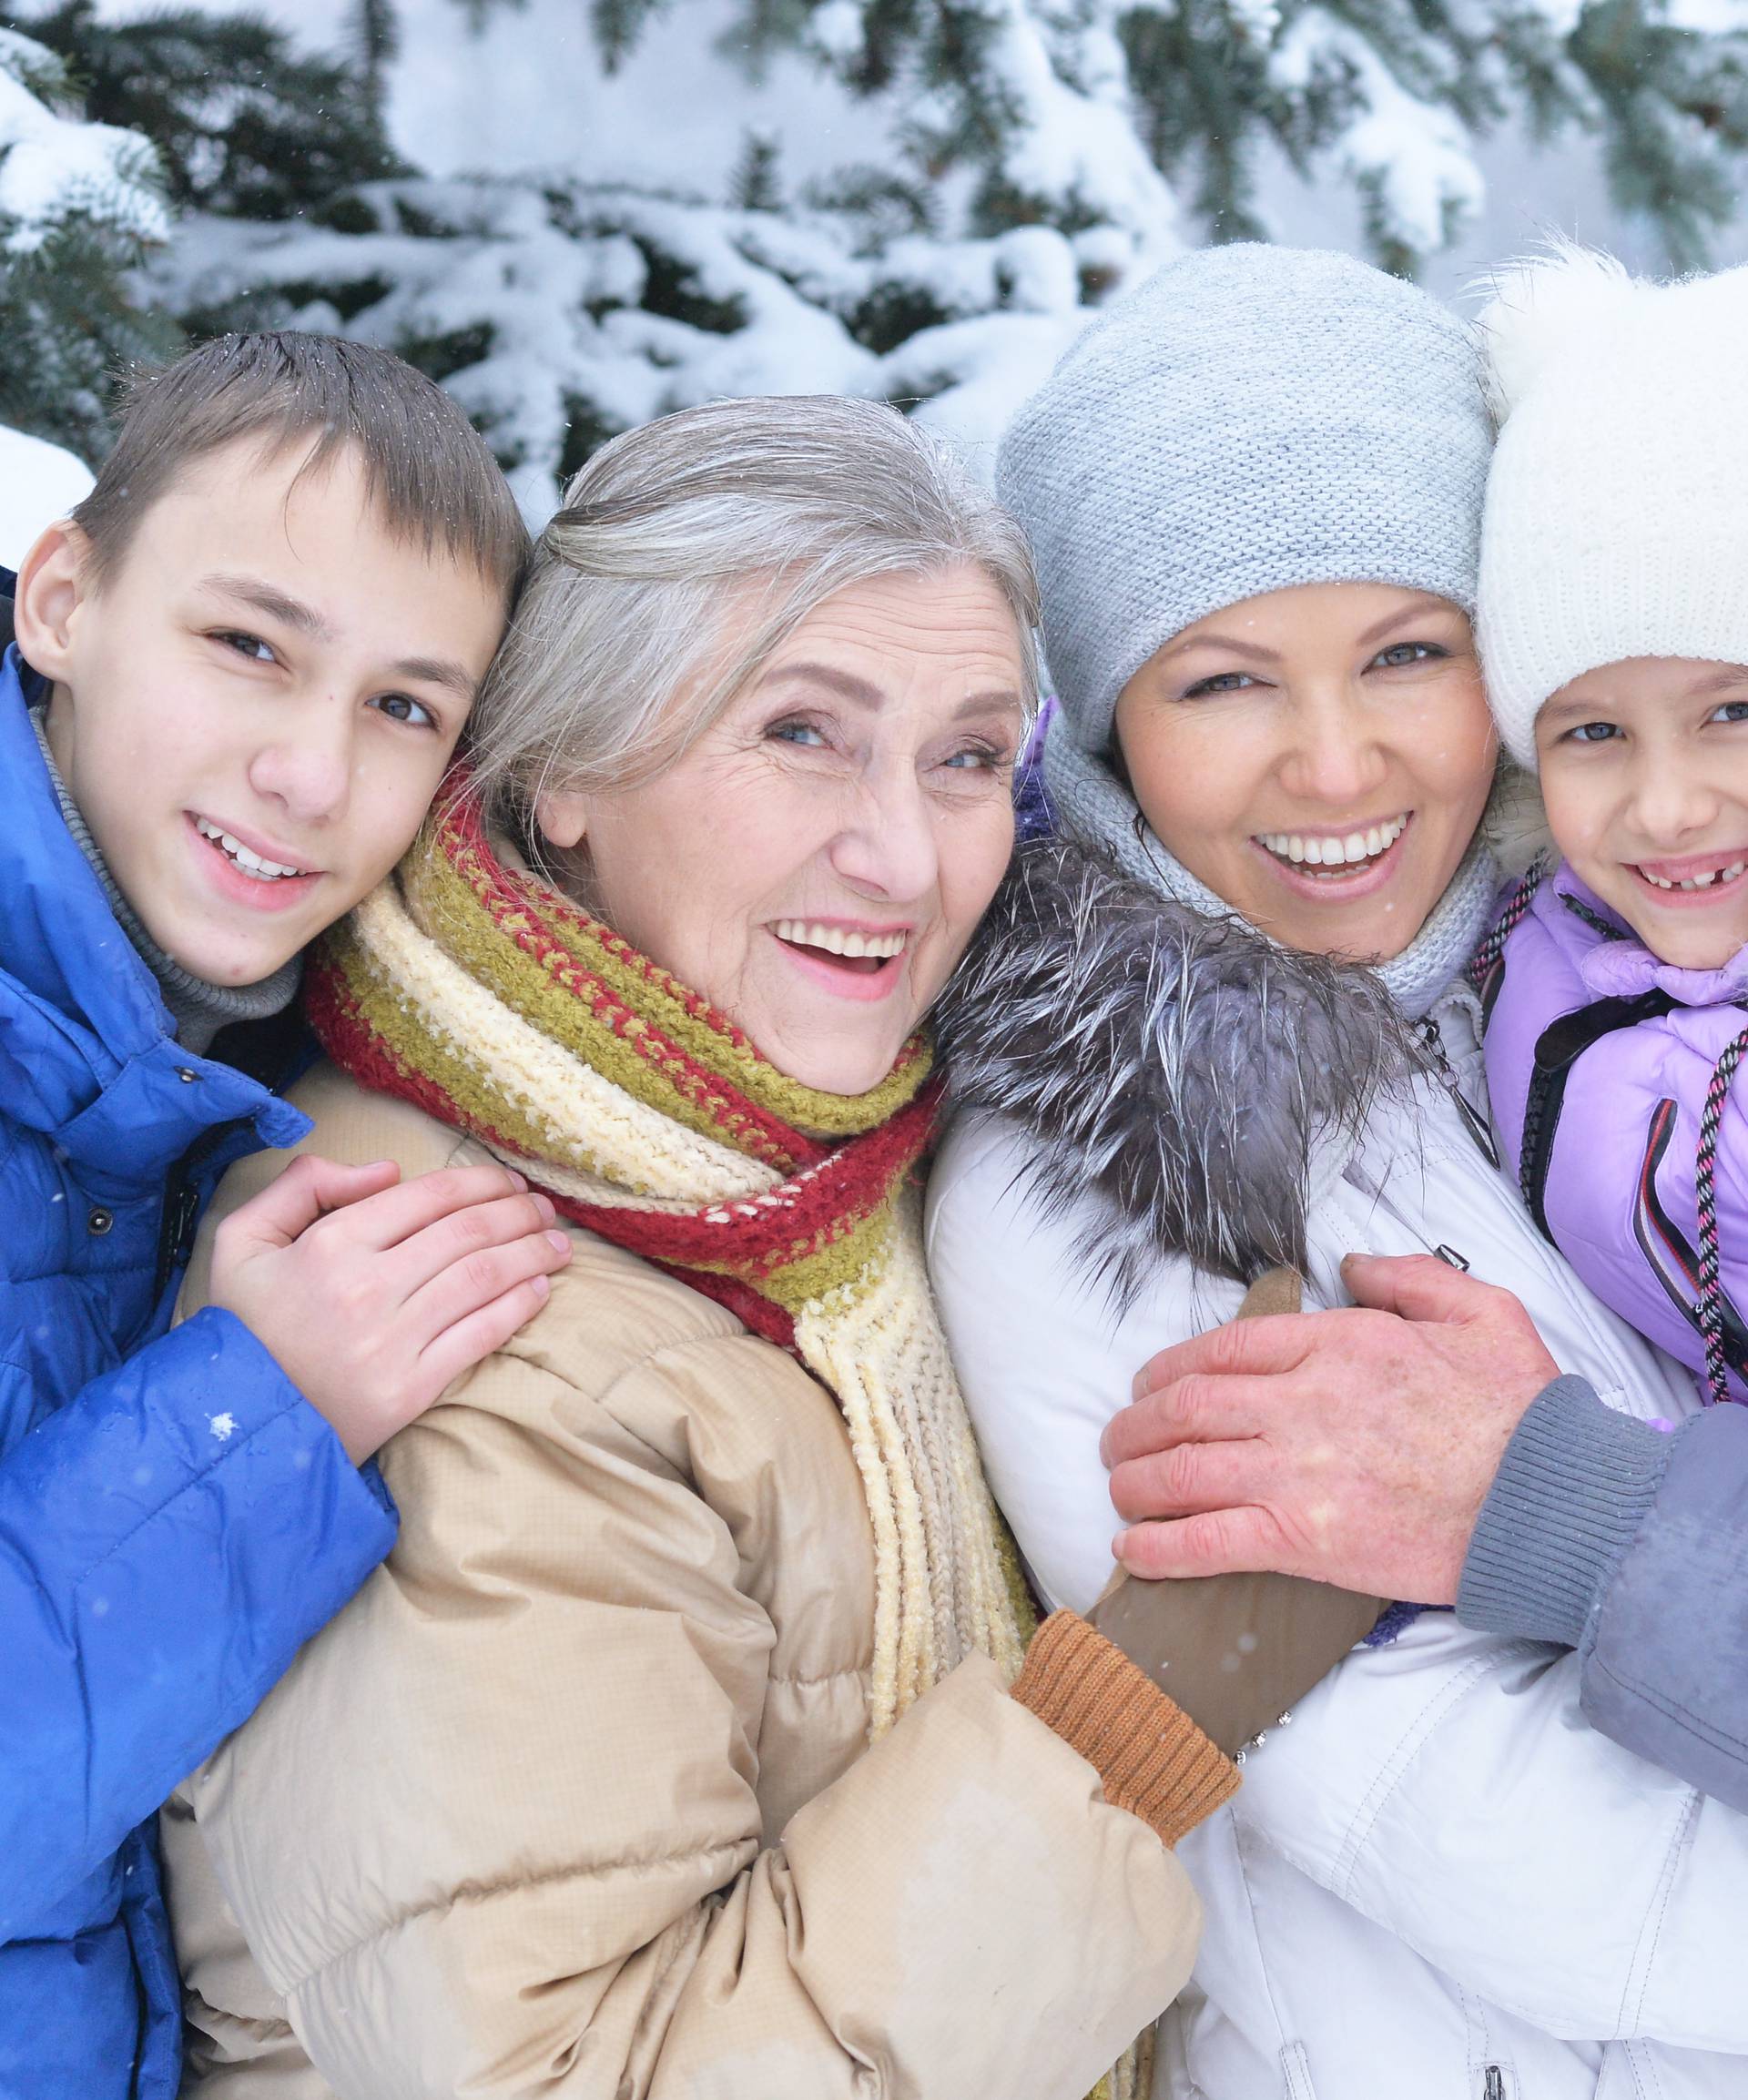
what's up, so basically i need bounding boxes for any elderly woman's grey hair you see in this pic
[468,394,1041,829]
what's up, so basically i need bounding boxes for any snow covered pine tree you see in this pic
[0,22,170,462]
[6,0,1748,497]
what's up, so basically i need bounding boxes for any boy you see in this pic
[0,333,573,2099]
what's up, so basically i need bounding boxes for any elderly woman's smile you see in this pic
[535,564,1029,1096]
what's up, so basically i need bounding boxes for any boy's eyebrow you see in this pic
[198,573,337,641]
[197,575,478,701]
[391,655,481,702]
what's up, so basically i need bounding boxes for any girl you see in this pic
[1476,249,1748,1413]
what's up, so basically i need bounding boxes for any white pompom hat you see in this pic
[1477,244,1748,770]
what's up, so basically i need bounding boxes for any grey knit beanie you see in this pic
[997,243,1492,760]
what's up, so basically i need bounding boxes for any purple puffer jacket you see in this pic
[1484,866,1748,1405]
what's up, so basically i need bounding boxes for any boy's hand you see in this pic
[209,1156,573,1463]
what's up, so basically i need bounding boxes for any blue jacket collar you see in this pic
[0,650,305,1176]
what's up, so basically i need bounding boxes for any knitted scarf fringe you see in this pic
[308,786,1031,1737]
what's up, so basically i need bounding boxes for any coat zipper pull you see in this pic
[1483,2066,1505,2100]
[1418,1015,1500,1169]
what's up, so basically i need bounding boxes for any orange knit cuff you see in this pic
[1011,1609,1240,1848]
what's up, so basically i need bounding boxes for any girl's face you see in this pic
[1536,657,1748,970]
[1113,581,1498,961]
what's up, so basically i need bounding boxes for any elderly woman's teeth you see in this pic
[774,920,908,959]
[1257,815,1408,870]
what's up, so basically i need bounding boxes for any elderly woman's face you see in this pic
[537,564,1028,1095]
[1113,581,1497,961]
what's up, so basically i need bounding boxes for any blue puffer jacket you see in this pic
[0,635,399,2099]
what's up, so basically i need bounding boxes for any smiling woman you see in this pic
[528,563,1029,1092]
[923,244,1744,2099]
[161,393,1236,2100]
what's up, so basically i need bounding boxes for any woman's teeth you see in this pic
[196,816,308,881]
[1639,859,1748,892]
[1257,815,1408,870]
[774,919,907,959]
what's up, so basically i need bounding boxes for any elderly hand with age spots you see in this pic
[1103,1253,1561,1605]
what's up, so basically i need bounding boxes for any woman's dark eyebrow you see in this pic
[1163,633,1283,663]
[1353,595,1458,647]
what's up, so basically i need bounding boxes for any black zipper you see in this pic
[1483,2067,1505,2100]
[1519,991,1678,1242]
[150,1003,310,1303]
[153,1120,246,1302]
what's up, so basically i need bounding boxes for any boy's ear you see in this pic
[13,520,92,681]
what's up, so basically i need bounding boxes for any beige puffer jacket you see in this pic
[162,1063,1216,2100]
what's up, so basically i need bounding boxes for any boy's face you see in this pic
[19,437,507,987]
[1537,656,1748,969]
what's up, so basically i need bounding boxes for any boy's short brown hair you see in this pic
[74,332,531,604]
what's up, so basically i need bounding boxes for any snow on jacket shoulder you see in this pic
[926,840,1748,2098]
[1483,867,1748,1402]
[0,648,397,2100]
[163,1059,1204,2100]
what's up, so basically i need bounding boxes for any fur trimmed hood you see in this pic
[934,839,1423,1298]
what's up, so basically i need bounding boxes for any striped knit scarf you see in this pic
[306,783,1032,1739]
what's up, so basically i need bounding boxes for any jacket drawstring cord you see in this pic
[1695,1025,1748,1407]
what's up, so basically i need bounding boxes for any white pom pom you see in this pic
[1474,243,1639,421]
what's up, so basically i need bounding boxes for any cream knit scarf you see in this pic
[308,786,1031,1739]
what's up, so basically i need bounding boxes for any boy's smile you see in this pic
[18,435,508,988]
[189,810,323,907]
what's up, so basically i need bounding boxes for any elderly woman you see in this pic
[929,245,1748,2095]
[159,395,1241,2100]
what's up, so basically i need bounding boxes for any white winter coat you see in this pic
[926,851,1747,2100]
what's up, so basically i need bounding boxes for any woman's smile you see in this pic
[1252,812,1413,899]
[767,915,915,1000]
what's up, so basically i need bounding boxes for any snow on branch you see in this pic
[0,29,167,256]
[154,172,1132,517]
[1272,8,1485,261]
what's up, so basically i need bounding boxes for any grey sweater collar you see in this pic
[29,705,300,1056]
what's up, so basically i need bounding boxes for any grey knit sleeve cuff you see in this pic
[1456,1375,1675,1650]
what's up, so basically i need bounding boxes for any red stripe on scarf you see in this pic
[436,793,835,1174]
[307,895,940,1333]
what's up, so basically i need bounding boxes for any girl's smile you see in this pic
[1537,657,1748,969]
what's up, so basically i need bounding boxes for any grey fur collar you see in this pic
[935,839,1424,1301]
